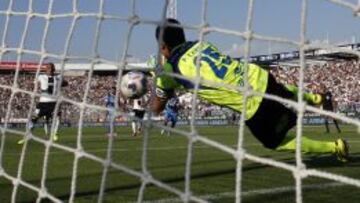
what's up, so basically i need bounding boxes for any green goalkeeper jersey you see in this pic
[156,41,269,120]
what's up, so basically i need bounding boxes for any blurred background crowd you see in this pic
[0,60,359,124]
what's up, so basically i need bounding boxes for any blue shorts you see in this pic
[165,112,177,124]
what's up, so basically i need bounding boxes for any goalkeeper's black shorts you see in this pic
[245,74,297,149]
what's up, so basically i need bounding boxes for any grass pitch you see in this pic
[1,124,360,203]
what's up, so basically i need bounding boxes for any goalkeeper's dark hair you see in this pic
[156,18,186,51]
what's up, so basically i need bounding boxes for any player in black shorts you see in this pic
[18,63,68,144]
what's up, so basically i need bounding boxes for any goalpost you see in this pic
[0,0,360,203]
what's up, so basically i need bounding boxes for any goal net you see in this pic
[0,0,360,202]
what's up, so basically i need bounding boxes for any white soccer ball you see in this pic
[120,71,148,99]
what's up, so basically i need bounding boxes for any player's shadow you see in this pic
[282,153,360,168]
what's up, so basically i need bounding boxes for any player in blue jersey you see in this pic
[105,87,117,137]
[161,95,180,136]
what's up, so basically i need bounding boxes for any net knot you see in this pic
[103,159,112,167]
[244,31,253,40]
[12,179,20,187]
[76,148,84,158]
[39,188,48,198]
[142,172,153,184]
[234,149,245,161]
[129,15,140,25]
[294,164,308,178]
[201,23,210,35]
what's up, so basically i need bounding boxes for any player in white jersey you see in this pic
[131,95,147,136]
[18,63,68,144]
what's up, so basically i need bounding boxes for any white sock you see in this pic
[53,116,60,136]
[132,122,136,133]
[44,122,48,135]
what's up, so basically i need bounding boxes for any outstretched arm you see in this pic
[151,95,167,115]
[151,62,179,115]
[151,87,172,115]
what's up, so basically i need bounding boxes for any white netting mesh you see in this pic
[0,0,360,203]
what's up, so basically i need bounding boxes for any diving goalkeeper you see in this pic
[151,18,349,162]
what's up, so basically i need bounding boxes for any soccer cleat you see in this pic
[308,93,323,106]
[52,134,58,142]
[17,139,25,145]
[334,138,349,162]
[132,132,137,137]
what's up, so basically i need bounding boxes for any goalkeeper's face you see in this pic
[160,44,171,59]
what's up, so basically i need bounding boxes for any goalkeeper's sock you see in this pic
[276,134,336,154]
[285,85,322,105]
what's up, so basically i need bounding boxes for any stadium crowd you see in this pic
[0,60,359,123]
[270,60,360,113]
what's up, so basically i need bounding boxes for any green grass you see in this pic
[1,124,360,203]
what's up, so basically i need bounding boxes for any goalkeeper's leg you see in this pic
[285,85,323,105]
[276,134,335,153]
[276,134,349,162]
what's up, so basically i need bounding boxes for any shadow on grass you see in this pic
[303,152,360,168]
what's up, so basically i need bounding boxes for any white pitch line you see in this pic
[5,139,360,156]
[4,144,232,156]
[142,182,346,203]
